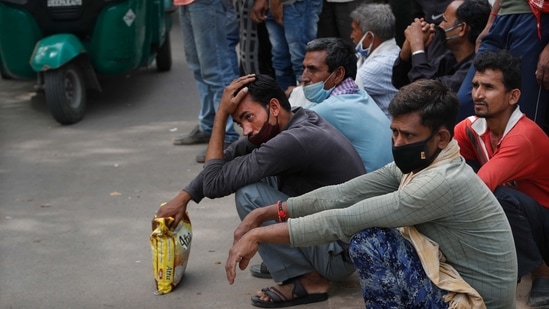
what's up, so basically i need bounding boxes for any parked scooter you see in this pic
[0,0,175,124]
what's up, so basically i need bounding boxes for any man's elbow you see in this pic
[202,179,232,199]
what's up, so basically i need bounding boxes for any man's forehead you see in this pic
[235,93,269,113]
[473,69,505,84]
[304,50,327,64]
[445,0,463,18]
[391,112,424,130]
[233,95,256,116]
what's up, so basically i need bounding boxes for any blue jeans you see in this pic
[265,0,322,90]
[179,0,240,143]
[457,13,549,126]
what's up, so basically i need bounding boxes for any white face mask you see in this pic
[355,31,374,58]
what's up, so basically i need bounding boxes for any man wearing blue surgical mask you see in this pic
[392,0,490,93]
[350,3,400,119]
[300,37,394,173]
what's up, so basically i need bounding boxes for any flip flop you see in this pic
[250,278,328,308]
[251,262,272,279]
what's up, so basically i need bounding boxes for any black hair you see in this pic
[456,0,491,44]
[388,79,459,137]
[239,74,291,111]
[305,38,357,80]
[473,49,522,91]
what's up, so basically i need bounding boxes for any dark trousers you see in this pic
[495,186,549,278]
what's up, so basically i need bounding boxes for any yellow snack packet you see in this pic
[150,212,192,295]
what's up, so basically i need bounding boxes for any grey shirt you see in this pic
[184,107,366,202]
[287,155,517,308]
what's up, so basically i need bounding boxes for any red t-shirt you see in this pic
[455,109,549,208]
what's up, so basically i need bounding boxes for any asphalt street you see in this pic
[0,14,529,309]
[0,16,365,309]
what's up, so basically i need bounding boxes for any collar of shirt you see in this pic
[330,77,359,97]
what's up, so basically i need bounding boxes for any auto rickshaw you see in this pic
[0,0,175,124]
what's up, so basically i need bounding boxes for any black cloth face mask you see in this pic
[392,131,441,174]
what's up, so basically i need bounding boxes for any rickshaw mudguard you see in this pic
[30,34,86,72]
[0,2,43,79]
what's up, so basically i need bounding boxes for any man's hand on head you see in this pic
[219,74,256,116]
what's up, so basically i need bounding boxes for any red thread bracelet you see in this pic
[277,200,287,222]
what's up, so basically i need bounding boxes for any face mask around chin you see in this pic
[302,71,336,103]
[248,113,280,146]
[355,31,374,58]
[392,133,441,174]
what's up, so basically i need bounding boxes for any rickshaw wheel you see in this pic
[44,63,86,125]
[156,32,172,72]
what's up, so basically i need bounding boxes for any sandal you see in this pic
[251,262,272,279]
[251,278,328,308]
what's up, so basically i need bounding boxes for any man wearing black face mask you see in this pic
[226,79,517,308]
[392,0,490,93]
[157,74,366,307]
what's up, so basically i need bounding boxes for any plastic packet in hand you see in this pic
[150,211,192,295]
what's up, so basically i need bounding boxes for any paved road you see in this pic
[0,18,363,309]
[0,15,530,309]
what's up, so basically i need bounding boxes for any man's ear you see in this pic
[268,98,281,117]
[334,66,346,85]
[436,128,452,149]
[458,22,468,38]
[508,88,521,106]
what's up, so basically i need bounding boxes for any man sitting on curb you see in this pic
[156,74,365,307]
[226,79,517,308]
[454,49,549,308]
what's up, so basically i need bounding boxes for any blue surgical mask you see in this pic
[355,32,374,58]
[302,71,336,103]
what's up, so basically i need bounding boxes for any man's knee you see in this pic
[234,183,262,220]
[494,186,541,219]
[234,181,286,220]
[349,228,402,262]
